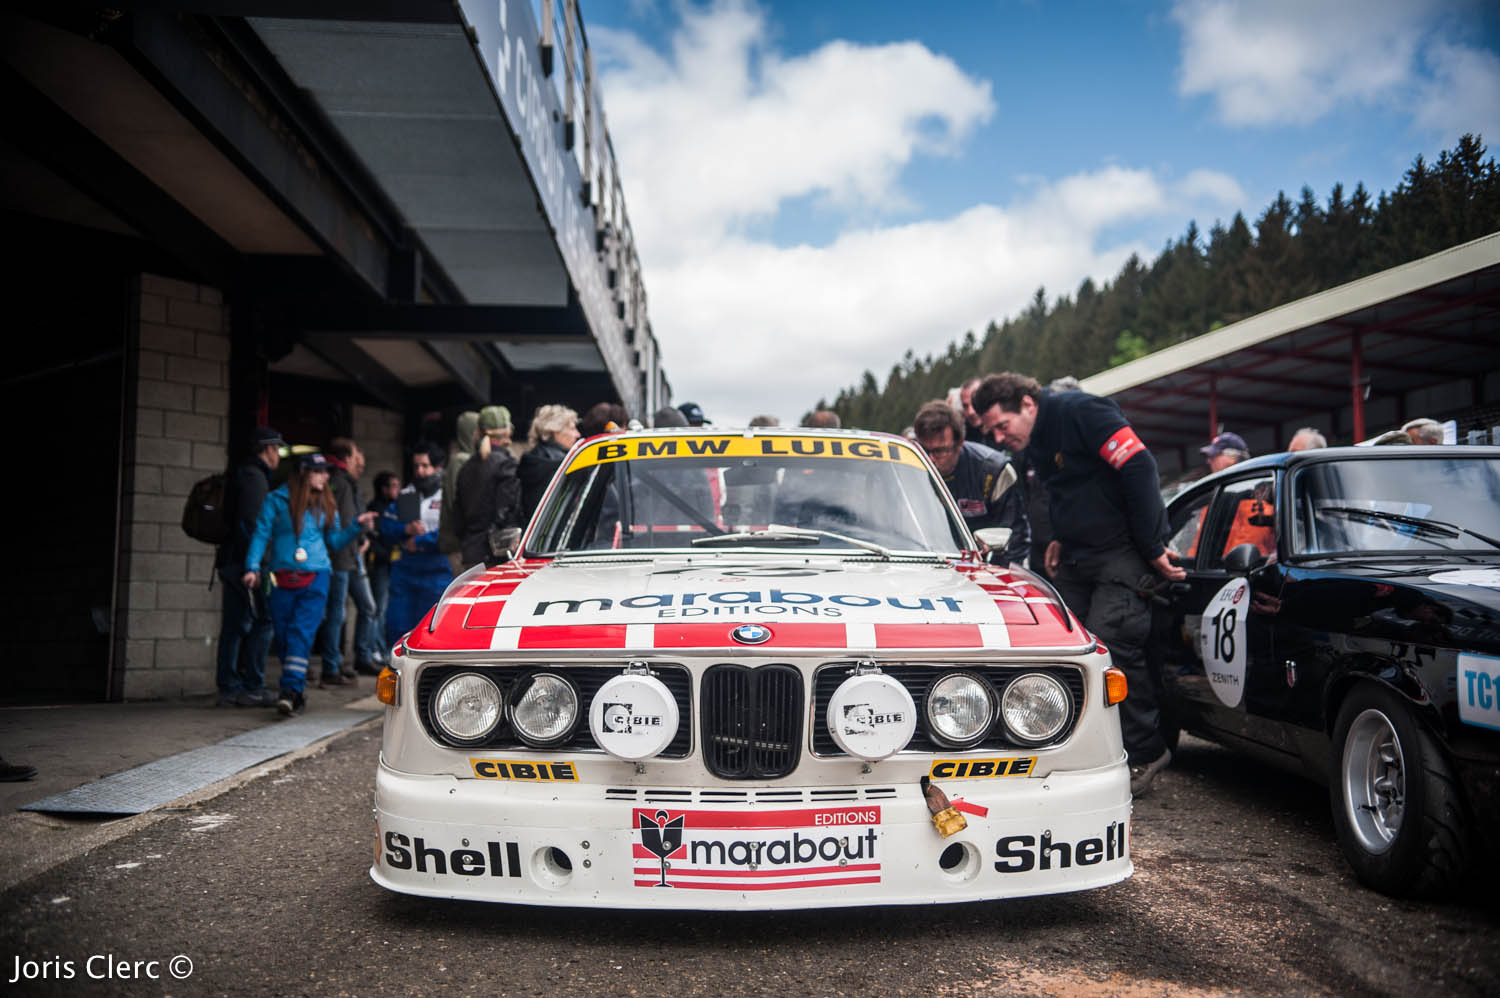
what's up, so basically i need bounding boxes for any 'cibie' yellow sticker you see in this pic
[929,758,1036,779]
[470,759,578,781]
[566,434,926,473]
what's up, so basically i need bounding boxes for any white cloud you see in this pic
[596,2,1250,426]
[1414,40,1500,140]
[646,168,1236,425]
[1179,169,1248,206]
[595,0,995,266]
[1171,0,1499,135]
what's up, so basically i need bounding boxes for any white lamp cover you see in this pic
[589,673,680,761]
[826,672,916,761]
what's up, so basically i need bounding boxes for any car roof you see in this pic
[1172,444,1500,501]
[591,426,909,441]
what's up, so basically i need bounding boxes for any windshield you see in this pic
[526,432,968,556]
[1292,456,1500,555]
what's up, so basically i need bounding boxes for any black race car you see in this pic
[1155,445,1500,897]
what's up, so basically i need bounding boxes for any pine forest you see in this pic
[817,135,1500,432]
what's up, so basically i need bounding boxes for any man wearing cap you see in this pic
[213,426,283,708]
[453,406,523,568]
[974,372,1184,796]
[678,402,709,427]
[1202,432,1250,472]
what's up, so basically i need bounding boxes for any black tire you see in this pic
[1329,684,1470,897]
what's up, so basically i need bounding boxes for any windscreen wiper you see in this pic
[633,467,726,536]
[1318,506,1500,552]
[691,524,891,559]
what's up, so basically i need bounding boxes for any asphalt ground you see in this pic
[0,681,376,893]
[1,729,1496,997]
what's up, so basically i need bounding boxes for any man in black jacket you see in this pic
[974,373,1185,795]
[316,438,377,685]
[214,426,282,707]
[912,400,1029,565]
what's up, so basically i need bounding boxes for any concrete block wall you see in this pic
[353,404,405,499]
[117,274,229,699]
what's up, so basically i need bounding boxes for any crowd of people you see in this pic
[209,383,1454,787]
[213,402,587,718]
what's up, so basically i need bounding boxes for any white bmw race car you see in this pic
[371,427,1132,909]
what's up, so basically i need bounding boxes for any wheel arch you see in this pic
[1322,661,1446,743]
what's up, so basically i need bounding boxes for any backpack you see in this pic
[182,472,229,545]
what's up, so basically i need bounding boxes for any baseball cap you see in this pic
[677,402,709,425]
[1200,432,1249,457]
[479,405,513,432]
[299,452,330,472]
[252,426,285,449]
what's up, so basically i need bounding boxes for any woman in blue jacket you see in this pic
[243,453,377,716]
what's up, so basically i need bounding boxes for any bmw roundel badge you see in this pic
[731,624,771,645]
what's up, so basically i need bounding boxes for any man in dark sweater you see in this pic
[214,426,282,707]
[453,405,523,568]
[316,437,376,686]
[912,400,1029,565]
[974,373,1185,795]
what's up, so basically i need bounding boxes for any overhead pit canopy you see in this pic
[4,2,666,420]
[247,1,657,411]
[1082,232,1500,474]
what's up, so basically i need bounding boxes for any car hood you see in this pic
[1297,558,1500,611]
[405,556,1086,654]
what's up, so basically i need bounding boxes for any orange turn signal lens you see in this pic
[376,667,400,707]
[1104,667,1128,706]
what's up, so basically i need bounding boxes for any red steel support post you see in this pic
[1350,330,1365,442]
[1208,373,1218,440]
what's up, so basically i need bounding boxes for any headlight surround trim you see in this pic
[508,672,582,747]
[998,671,1072,745]
[430,671,505,743]
[923,671,997,748]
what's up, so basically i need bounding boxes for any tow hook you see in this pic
[921,776,967,838]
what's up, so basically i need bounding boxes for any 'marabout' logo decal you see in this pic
[633,807,882,891]
[534,590,965,620]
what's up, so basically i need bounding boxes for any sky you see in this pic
[581,0,1500,427]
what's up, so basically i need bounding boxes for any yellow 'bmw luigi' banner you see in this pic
[566,434,927,473]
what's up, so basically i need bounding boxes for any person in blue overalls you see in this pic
[382,441,454,647]
[243,453,376,717]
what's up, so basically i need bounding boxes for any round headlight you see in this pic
[510,673,580,746]
[432,672,503,742]
[925,673,995,747]
[999,673,1071,744]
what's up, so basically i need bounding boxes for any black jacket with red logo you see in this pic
[1023,390,1169,562]
[942,443,1029,565]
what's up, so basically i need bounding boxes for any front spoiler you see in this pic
[370,759,1133,910]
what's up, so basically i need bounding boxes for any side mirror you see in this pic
[1223,542,1265,574]
[973,526,1012,551]
[488,526,521,565]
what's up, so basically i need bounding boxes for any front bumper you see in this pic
[370,758,1132,910]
